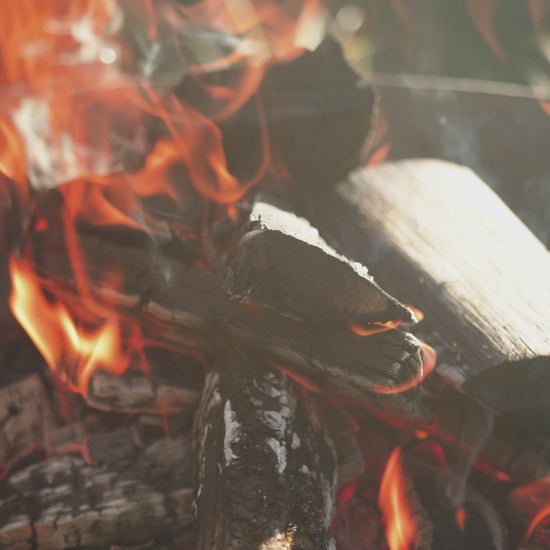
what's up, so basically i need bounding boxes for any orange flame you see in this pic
[9,256,147,395]
[379,447,418,550]
[3,0,322,394]
[350,306,435,394]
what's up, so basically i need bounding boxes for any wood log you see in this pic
[303,159,550,423]
[375,76,550,248]
[178,37,376,187]
[0,374,58,472]
[22,227,431,419]
[224,198,415,325]
[87,367,201,414]
[0,434,194,550]
[193,362,337,550]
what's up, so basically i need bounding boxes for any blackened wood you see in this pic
[0,435,193,550]
[0,374,58,470]
[87,367,201,414]
[178,37,376,187]
[304,160,550,414]
[225,199,415,325]
[25,228,430,418]
[193,363,337,550]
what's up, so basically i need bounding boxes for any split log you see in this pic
[0,374,58,471]
[224,198,414,325]
[23,227,431,419]
[375,76,550,248]
[0,434,194,549]
[303,159,550,424]
[193,362,337,550]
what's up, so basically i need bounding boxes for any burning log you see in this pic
[303,159,550,425]
[21,225,431,419]
[224,197,414,326]
[0,434,194,550]
[193,362,337,550]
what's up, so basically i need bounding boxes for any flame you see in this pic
[3,0,322,394]
[350,306,436,394]
[511,475,550,544]
[349,319,401,337]
[379,447,418,550]
[9,257,147,395]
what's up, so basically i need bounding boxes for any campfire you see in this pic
[2,2,550,549]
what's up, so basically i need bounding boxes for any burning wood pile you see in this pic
[1,2,550,549]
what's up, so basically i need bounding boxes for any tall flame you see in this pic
[379,447,418,550]
[2,0,322,393]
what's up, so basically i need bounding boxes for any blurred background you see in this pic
[323,0,550,247]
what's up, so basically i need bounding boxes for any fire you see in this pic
[510,475,550,544]
[350,306,436,394]
[9,256,146,395]
[379,447,417,550]
[1,0,322,394]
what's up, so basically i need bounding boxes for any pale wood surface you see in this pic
[304,159,550,396]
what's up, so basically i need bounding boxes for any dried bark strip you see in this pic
[193,362,337,550]
[0,435,193,549]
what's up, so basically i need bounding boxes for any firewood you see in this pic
[87,367,202,414]
[303,159,550,422]
[375,77,550,248]
[24,227,431,419]
[0,435,194,550]
[0,374,58,471]
[193,362,337,550]
[178,37,376,187]
[224,198,415,326]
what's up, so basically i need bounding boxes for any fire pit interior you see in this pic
[1,1,550,549]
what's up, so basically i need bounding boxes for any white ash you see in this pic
[266,437,287,474]
[290,433,301,449]
[223,400,241,466]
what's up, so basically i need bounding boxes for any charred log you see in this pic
[303,159,550,426]
[224,197,414,326]
[24,227,431,419]
[177,37,376,187]
[0,434,194,550]
[193,362,337,550]
[0,374,58,472]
